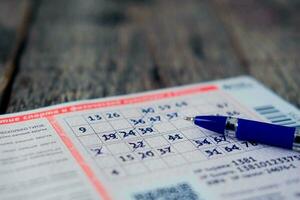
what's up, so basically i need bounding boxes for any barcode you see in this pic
[133,183,199,200]
[254,105,299,127]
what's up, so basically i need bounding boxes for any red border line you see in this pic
[0,85,218,125]
[47,116,112,200]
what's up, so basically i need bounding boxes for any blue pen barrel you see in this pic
[236,119,296,149]
[193,115,298,150]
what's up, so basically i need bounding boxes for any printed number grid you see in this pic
[64,92,263,179]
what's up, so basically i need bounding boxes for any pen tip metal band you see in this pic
[184,116,195,121]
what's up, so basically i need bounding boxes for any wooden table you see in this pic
[0,0,299,114]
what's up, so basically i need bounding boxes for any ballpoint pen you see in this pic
[184,115,300,152]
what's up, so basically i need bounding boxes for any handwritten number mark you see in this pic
[142,107,155,114]
[120,130,136,138]
[106,112,120,119]
[119,154,135,162]
[129,141,145,151]
[87,114,102,122]
[90,147,103,156]
[138,150,155,160]
[78,127,87,133]
[139,127,154,135]
[102,133,118,141]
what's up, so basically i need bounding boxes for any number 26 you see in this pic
[106,112,120,118]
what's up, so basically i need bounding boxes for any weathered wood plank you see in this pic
[6,0,244,113]
[213,0,300,107]
[0,0,30,112]
[7,0,161,112]
[127,0,245,86]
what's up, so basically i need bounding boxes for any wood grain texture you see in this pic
[6,0,244,113]
[0,0,30,111]
[213,0,300,107]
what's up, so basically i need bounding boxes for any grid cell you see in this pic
[103,166,126,178]
[110,119,132,130]
[145,136,169,148]
[182,150,206,162]
[153,122,176,133]
[172,141,196,153]
[123,163,148,175]
[181,128,205,139]
[163,155,187,167]
[88,145,110,157]
[90,122,114,133]
[163,132,186,143]
[107,142,130,154]
[120,108,142,118]
[143,159,168,170]
[83,113,104,124]
[78,134,102,146]
[96,156,119,168]
[65,116,87,126]
[171,119,194,129]
[72,125,94,136]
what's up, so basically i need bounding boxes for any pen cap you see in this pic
[236,119,296,149]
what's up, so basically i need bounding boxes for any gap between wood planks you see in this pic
[0,0,37,114]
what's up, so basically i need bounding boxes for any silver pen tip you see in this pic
[184,116,195,121]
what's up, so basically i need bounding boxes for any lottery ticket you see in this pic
[0,76,299,200]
